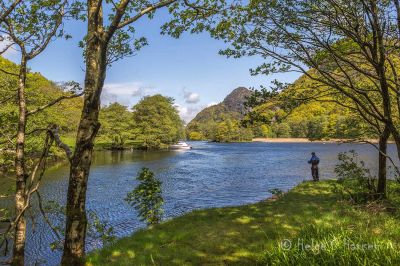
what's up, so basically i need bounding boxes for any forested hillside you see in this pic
[0,57,82,171]
[187,76,371,142]
[248,100,366,140]
[245,73,370,140]
[186,87,253,142]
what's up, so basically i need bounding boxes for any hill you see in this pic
[189,87,251,124]
[187,75,373,142]
[0,57,83,172]
[245,73,371,140]
[186,87,253,141]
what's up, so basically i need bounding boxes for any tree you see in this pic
[60,1,224,264]
[132,95,184,149]
[214,118,252,142]
[188,131,204,140]
[259,124,271,138]
[98,102,133,149]
[0,0,22,23]
[210,0,400,198]
[242,75,373,140]
[125,168,164,225]
[215,120,229,142]
[0,57,83,172]
[273,123,291,138]
[0,2,80,264]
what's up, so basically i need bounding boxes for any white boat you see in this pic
[170,141,192,150]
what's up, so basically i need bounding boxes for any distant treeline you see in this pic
[186,101,366,142]
[0,56,184,172]
[186,77,373,142]
[97,95,184,150]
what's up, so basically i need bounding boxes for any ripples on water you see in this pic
[1,141,398,265]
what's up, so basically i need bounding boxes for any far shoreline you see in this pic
[252,138,394,144]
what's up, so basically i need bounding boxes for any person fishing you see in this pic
[308,152,320,181]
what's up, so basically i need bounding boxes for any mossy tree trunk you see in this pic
[60,0,211,263]
[61,2,107,264]
[377,126,390,199]
[12,54,27,266]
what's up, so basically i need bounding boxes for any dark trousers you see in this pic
[311,165,319,181]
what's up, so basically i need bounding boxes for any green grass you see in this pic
[87,180,400,265]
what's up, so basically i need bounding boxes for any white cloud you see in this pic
[183,89,200,104]
[101,82,154,106]
[175,104,203,123]
[101,84,207,122]
[104,82,143,96]
[175,99,222,123]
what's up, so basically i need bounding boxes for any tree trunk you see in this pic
[377,126,390,199]
[370,1,400,165]
[61,2,107,264]
[389,126,400,162]
[394,0,400,38]
[12,55,27,266]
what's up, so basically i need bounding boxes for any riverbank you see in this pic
[252,138,391,143]
[0,139,174,175]
[87,180,400,265]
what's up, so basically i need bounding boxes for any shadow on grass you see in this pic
[87,180,400,265]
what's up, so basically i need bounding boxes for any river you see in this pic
[0,141,398,265]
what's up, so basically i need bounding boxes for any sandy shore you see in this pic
[252,138,385,143]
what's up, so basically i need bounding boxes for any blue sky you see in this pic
[4,8,301,122]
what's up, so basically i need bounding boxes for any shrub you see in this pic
[125,168,164,225]
[268,188,284,198]
[334,150,377,203]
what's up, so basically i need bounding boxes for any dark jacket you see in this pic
[308,155,320,166]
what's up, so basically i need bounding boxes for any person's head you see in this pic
[311,152,315,156]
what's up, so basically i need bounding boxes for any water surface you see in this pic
[0,141,398,265]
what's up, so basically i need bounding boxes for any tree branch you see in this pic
[26,92,83,116]
[114,0,177,31]
[35,191,62,240]
[48,124,72,161]
[27,1,67,59]
[0,0,22,22]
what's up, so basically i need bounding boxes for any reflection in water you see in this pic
[0,142,398,265]
[95,149,177,165]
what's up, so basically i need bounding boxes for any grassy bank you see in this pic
[87,180,400,265]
